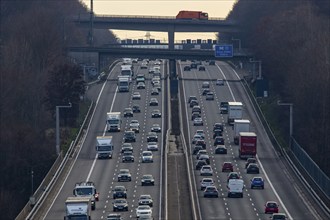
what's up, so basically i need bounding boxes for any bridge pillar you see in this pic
[168,31,175,50]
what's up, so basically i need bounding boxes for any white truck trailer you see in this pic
[118,76,130,92]
[121,64,133,79]
[65,197,91,220]
[106,112,121,132]
[227,102,243,125]
[227,179,244,198]
[96,136,113,159]
[73,182,99,210]
[233,119,250,145]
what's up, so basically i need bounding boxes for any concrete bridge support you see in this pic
[168,31,175,50]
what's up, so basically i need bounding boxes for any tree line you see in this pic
[0,1,117,219]
[226,0,330,176]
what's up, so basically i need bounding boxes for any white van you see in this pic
[227,179,244,198]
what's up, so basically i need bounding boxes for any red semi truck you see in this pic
[239,132,257,159]
[176,11,208,20]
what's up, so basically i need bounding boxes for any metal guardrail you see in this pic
[291,138,330,199]
[16,100,94,220]
[15,151,64,220]
[236,70,330,217]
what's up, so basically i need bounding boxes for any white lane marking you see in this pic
[216,64,236,102]
[221,64,293,220]
[86,81,118,182]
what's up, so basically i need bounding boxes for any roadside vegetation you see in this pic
[0,1,116,219]
[225,0,330,176]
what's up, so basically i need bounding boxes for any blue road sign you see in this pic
[214,44,233,58]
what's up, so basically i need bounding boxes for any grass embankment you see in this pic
[62,100,92,152]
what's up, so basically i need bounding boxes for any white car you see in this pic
[147,142,159,151]
[149,98,158,106]
[200,165,213,176]
[154,60,161,65]
[200,178,214,190]
[151,109,161,118]
[132,92,141,100]
[129,119,140,128]
[137,82,146,89]
[142,151,153,163]
[202,81,210,88]
[136,205,152,218]
[196,150,207,159]
[216,79,224,86]
[192,134,203,144]
[151,124,161,133]
[193,117,203,126]
[153,81,160,87]
[195,130,205,139]
[141,63,148,69]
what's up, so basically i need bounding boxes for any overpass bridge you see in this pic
[73,15,239,49]
[68,46,253,73]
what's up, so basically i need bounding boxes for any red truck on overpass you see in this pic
[239,132,257,159]
[176,11,208,20]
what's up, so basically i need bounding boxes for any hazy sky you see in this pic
[82,0,237,41]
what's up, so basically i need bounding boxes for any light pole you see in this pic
[277,101,293,148]
[231,37,241,51]
[56,103,72,156]
[29,168,35,206]
[249,58,262,79]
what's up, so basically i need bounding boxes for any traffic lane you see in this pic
[77,70,134,218]
[44,65,121,219]
[187,100,258,219]
[182,67,272,219]
[219,63,317,219]
[90,92,134,219]
[182,77,231,219]
[94,72,163,219]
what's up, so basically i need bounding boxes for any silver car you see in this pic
[193,117,203,126]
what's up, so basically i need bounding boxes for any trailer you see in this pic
[65,197,91,220]
[239,132,257,159]
[176,11,208,20]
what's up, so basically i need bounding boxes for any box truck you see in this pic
[227,102,243,125]
[106,112,121,132]
[96,136,113,159]
[233,119,250,145]
[73,182,99,210]
[239,132,257,159]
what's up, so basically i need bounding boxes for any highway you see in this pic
[43,60,166,219]
[179,60,322,220]
[41,59,326,220]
